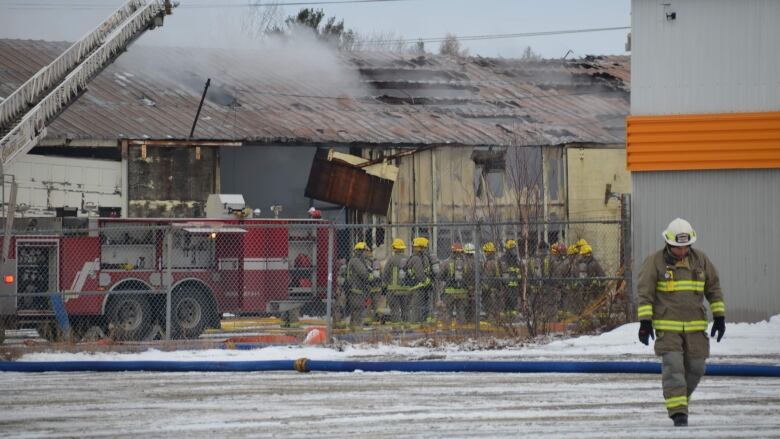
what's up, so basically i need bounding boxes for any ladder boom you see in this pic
[0,0,174,168]
[1,0,147,129]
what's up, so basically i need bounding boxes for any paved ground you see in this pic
[1,370,779,438]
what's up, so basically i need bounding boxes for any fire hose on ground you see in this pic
[1,359,780,377]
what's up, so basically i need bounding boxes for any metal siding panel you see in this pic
[626,112,780,171]
[631,0,780,115]
[632,169,780,322]
[5,155,122,217]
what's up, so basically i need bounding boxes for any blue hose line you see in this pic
[305,361,780,377]
[0,360,295,373]
[1,360,779,376]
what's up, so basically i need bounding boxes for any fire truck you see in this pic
[0,201,331,341]
[0,1,181,342]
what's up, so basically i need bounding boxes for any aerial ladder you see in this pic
[0,0,176,343]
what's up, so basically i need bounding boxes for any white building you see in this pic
[628,0,780,321]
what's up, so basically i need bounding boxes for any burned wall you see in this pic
[128,146,217,218]
[221,146,347,221]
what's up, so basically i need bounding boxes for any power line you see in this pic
[0,0,424,9]
[359,26,631,45]
[186,0,423,8]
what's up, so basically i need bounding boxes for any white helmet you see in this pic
[663,218,697,247]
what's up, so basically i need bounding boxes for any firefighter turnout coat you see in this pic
[637,247,726,341]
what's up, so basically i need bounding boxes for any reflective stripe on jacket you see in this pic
[383,253,410,294]
[636,247,725,332]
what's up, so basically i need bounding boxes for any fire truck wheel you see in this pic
[107,295,151,341]
[80,325,107,342]
[172,291,209,339]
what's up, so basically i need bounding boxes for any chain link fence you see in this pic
[0,217,631,348]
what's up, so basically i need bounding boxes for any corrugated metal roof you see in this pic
[0,39,629,147]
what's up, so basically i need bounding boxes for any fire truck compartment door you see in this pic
[0,260,16,315]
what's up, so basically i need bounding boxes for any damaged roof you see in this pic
[0,39,629,147]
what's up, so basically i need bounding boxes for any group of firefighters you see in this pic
[336,235,607,327]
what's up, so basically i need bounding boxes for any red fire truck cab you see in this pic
[0,216,331,341]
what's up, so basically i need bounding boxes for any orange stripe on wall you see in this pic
[626,111,780,171]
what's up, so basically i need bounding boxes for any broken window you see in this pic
[484,169,505,198]
[472,148,506,198]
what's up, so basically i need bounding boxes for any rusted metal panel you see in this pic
[305,149,393,216]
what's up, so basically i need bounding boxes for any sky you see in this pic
[0,0,631,58]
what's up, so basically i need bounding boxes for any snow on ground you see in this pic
[3,317,780,438]
[15,315,780,363]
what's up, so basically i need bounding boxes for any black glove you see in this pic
[710,316,725,342]
[638,320,654,345]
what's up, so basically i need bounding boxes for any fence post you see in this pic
[326,224,334,345]
[621,194,635,314]
[473,221,481,339]
[165,227,172,341]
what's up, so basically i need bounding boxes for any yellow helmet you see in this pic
[504,239,517,250]
[567,244,578,255]
[482,242,496,253]
[391,238,407,250]
[579,244,593,256]
[354,241,368,251]
[575,239,589,248]
[412,236,429,248]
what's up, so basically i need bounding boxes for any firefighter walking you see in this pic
[636,218,726,427]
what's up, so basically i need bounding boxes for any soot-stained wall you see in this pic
[128,146,217,218]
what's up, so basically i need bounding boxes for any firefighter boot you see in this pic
[671,413,688,427]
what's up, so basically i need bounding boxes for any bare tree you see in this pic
[415,39,426,55]
[351,31,411,53]
[241,1,284,39]
[504,129,555,338]
[520,46,542,61]
[439,33,468,57]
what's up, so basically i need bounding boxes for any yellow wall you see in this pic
[566,146,631,273]
[367,145,630,266]
[567,147,631,220]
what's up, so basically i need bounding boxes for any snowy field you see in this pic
[1,318,780,438]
